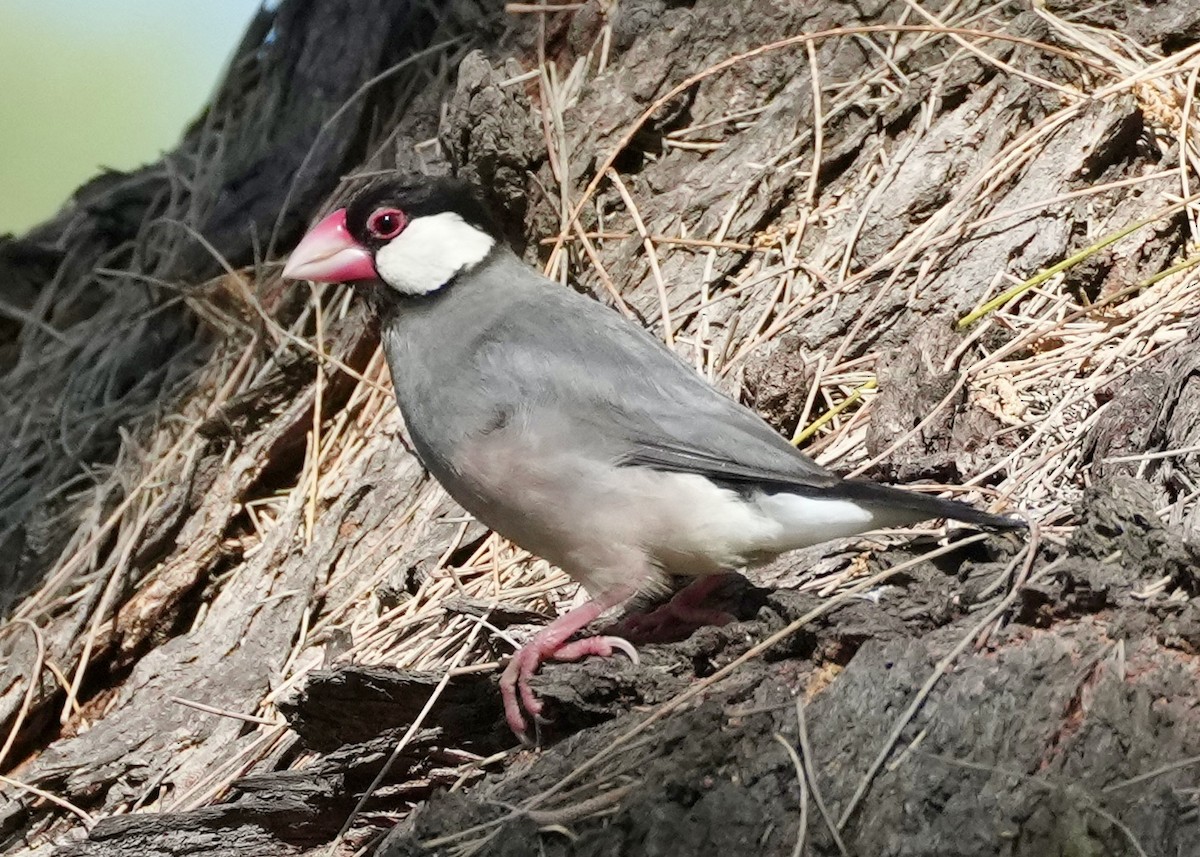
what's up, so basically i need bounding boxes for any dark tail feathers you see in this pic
[831,479,1026,530]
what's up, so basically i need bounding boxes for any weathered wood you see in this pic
[55,734,438,857]
[279,666,504,753]
[380,485,1200,856]
[0,0,494,762]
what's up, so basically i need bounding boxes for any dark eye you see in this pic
[367,207,406,240]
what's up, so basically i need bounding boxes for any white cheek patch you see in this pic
[374,212,496,295]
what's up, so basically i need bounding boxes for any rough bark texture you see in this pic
[3,0,1200,855]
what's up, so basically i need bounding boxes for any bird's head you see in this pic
[282,176,501,296]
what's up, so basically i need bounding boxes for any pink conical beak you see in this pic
[282,209,378,282]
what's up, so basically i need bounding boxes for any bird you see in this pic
[282,175,1023,740]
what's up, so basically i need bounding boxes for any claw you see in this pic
[602,635,640,665]
[497,593,636,740]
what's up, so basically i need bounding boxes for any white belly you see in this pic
[452,426,879,595]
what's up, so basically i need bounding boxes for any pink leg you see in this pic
[617,573,739,643]
[500,590,637,741]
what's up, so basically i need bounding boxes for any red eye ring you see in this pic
[367,207,406,240]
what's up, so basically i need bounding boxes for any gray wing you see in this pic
[474,277,838,492]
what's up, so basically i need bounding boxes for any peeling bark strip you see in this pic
[2,0,1200,855]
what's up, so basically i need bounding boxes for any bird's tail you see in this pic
[827,479,1026,530]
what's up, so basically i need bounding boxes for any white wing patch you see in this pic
[374,212,495,296]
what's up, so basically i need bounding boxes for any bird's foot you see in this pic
[614,573,739,644]
[499,596,637,742]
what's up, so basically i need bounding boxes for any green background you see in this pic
[0,0,261,235]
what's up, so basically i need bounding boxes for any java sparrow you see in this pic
[283,176,1023,740]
